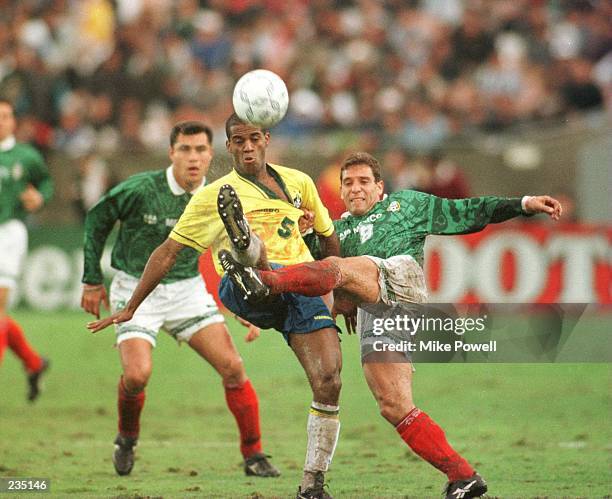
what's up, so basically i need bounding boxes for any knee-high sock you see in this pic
[260,261,342,297]
[396,407,475,481]
[3,316,43,372]
[232,233,263,267]
[304,402,340,474]
[118,376,145,439]
[0,321,8,364]
[224,379,262,458]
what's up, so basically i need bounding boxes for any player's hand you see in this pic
[20,184,44,212]
[524,195,562,221]
[234,315,261,342]
[87,308,133,333]
[80,284,109,319]
[298,209,315,235]
[332,297,357,334]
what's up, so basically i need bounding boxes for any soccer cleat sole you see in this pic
[219,249,270,303]
[218,184,250,251]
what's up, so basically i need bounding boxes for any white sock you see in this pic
[303,401,340,479]
[232,232,263,266]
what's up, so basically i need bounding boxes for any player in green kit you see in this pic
[221,151,563,498]
[81,121,279,478]
[0,99,52,401]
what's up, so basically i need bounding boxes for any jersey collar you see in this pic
[166,165,206,195]
[0,135,16,152]
[234,163,292,202]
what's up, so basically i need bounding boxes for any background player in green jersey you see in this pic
[223,151,563,499]
[0,99,52,401]
[81,121,279,478]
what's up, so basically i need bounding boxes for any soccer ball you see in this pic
[232,69,289,128]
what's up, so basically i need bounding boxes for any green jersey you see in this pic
[0,139,53,224]
[82,168,203,284]
[334,190,527,266]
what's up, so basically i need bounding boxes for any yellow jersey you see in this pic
[170,163,334,275]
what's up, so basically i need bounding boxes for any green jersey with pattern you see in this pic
[0,141,53,224]
[82,169,202,284]
[334,190,527,266]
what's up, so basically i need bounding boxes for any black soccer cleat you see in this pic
[112,434,137,476]
[244,453,281,477]
[296,471,333,499]
[218,184,251,251]
[27,357,50,402]
[218,249,270,303]
[444,473,487,499]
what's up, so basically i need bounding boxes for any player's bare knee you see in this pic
[312,370,342,402]
[220,356,245,387]
[123,368,151,393]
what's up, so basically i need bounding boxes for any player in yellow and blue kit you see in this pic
[88,114,343,499]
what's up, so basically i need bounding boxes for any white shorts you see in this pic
[0,219,28,289]
[110,271,224,347]
[363,254,428,308]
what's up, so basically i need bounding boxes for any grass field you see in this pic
[1,310,610,498]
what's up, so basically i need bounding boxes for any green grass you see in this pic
[1,310,610,498]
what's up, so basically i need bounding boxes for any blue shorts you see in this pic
[219,266,338,343]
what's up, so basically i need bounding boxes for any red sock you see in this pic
[118,377,145,439]
[260,260,342,296]
[225,379,262,458]
[0,321,8,364]
[4,316,43,372]
[397,408,475,481]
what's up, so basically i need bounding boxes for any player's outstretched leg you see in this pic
[219,250,270,303]
[444,473,488,499]
[218,184,251,251]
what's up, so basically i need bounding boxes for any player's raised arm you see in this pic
[427,194,563,236]
[86,238,185,332]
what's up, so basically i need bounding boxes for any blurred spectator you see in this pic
[0,0,608,157]
[71,152,114,222]
[316,155,346,220]
[414,151,470,199]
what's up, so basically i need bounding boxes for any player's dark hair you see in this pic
[170,121,213,147]
[340,152,382,183]
[225,112,268,139]
[0,98,14,111]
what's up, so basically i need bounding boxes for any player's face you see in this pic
[340,164,384,216]
[0,103,16,141]
[226,123,270,176]
[169,132,213,191]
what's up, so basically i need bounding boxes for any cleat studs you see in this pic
[219,203,224,208]
[230,190,235,195]
[222,213,227,217]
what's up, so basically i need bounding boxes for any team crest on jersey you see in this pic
[143,214,157,224]
[12,163,23,180]
[387,201,400,212]
[292,192,302,208]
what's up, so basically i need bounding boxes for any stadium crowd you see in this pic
[1,0,609,159]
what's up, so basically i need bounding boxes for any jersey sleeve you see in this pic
[81,179,141,284]
[300,173,335,237]
[426,195,525,235]
[169,189,219,252]
[26,148,53,203]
